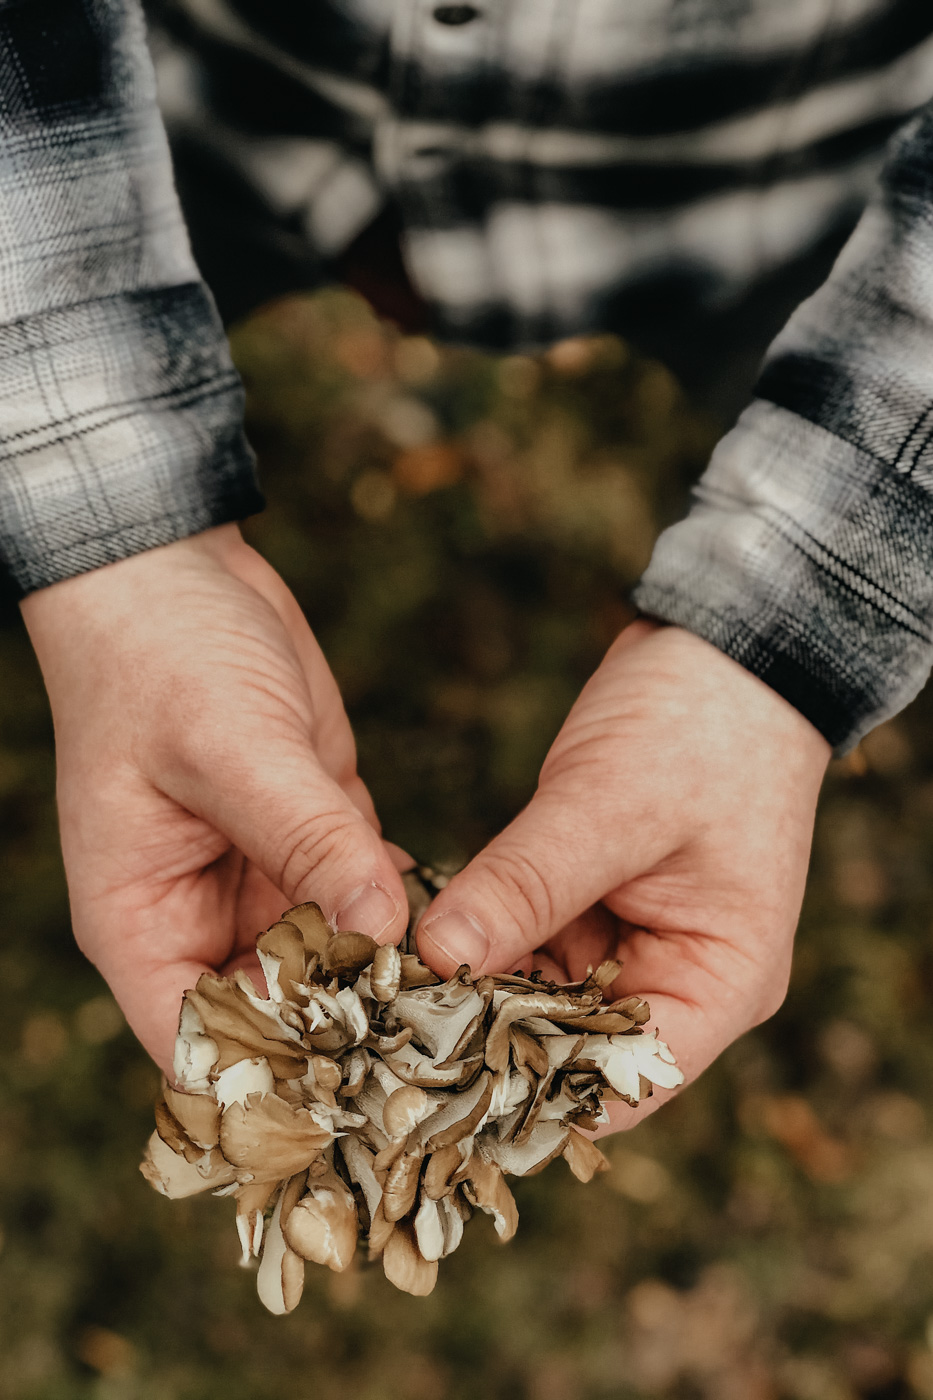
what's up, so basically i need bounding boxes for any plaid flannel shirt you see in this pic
[0,0,263,593]
[4,0,933,751]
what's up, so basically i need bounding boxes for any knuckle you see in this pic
[274,811,364,898]
[168,725,216,782]
[476,844,557,937]
[154,691,229,781]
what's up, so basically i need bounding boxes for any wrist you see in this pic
[20,524,246,632]
[611,620,832,769]
[19,525,258,711]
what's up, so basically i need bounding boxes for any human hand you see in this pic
[416,621,831,1132]
[21,525,409,1076]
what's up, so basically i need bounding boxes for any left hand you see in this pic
[20,525,410,1076]
[416,620,831,1133]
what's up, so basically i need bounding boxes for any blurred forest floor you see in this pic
[2,289,933,1399]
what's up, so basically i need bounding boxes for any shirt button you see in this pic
[432,4,481,23]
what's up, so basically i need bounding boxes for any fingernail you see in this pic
[336,883,401,941]
[419,910,489,972]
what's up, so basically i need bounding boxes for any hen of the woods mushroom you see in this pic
[141,873,683,1308]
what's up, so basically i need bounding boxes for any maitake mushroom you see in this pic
[141,878,683,1307]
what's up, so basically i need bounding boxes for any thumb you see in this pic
[173,737,410,946]
[417,783,670,975]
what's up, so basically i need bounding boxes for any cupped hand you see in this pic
[21,524,409,1076]
[417,620,831,1133]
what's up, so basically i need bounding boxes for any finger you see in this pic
[592,989,728,1137]
[591,989,690,1136]
[513,908,617,981]
[386,842,416,873]
[100,944,266,1080]
[106,837,411,1077]
[232,544,382,827]
[82,851,258,1077]
[543,904,618,982]
[592,924,790,1136]
[416,784,673,975]
[529,949,567,983]
[165,731,410,947]
[112,953,213,1078]
[231,857,291,942]
[338,770,382,832]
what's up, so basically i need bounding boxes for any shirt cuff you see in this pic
[632,399,933,753]
[0,281,264,595]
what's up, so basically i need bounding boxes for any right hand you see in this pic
[20,524,409,1076]
[417,621,830,1133]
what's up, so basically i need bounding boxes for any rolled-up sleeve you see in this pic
[0,0,263,595]
[634,97,933,753]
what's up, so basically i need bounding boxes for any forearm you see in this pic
[635,99,933,753]
[0,0,262,596]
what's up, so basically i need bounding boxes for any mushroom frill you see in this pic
[141,901,683,1306]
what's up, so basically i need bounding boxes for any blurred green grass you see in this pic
[2,289,933,1398]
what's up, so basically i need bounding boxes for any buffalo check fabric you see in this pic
[150,0,933,347]
[0,0,262,594]
[5,1,933,749]
[634,104,933,750]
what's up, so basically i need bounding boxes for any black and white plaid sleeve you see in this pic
[0,0,263,596]
[634,98,933,753]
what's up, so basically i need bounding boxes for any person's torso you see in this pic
[149,0,933,360]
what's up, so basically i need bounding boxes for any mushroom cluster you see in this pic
[141,892,682,1306]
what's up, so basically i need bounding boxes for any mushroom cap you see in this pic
[371,943,402,1003]
[257,921,307,1001]
[324,932,379,977]
[214,1057,275,1110]
[279,902,332,956]
[145,899,681,1309]
[384,1041,483,1090]
[383,1085,434,1140]
[234,1180,276,1264]
[219,1094,335,1182]
[162,1083,221,1150]
[284,1169,358,1273]
[383,1222,439,1296]
[256,1177,306,1315]
[562,1128,611,1183]
[140,1131,236,1199]
[392,977,490,1067]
